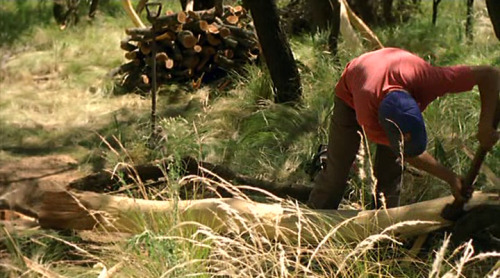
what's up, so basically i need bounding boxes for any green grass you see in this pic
[1,0,499,277]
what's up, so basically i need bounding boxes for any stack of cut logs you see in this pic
[117,5,260,90]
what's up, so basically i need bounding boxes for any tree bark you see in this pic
[351,1,375,26]
[243,0,302,104]
[486,0,500,41]
[432,0,441,26]
[37,190,500,244]
[466,0,474,42]
[180,0,222,13]
[89,0,99,18]
[383,0,393,24]
[180,0,213,11]
[308,0,341,55]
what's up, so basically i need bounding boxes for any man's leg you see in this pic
[373,144,403,208]
[307,97,362,209]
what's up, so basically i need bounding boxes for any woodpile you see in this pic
[117,5,260,91]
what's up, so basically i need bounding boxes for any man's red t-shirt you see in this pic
[335,48,476,146]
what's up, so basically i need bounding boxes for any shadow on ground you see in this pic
[0,95,205,172]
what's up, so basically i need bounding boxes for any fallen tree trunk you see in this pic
[38,189,499,244]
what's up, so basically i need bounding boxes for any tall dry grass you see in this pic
[1,0,499,277]
[2,174,498,277]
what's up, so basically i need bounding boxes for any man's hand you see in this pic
[406,152,472,202]
[448,176,473,203]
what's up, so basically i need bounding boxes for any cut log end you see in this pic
[178,30,198,48]
[165,59,175,69]
[193,45,203,53]
[118,5,261,90]
[125,51,139,60]
[177,11,187,24]
[39,191,98,230]
[140,43,152,55]
[226,15,239,25]
[156,52,168,61]
[120,38,138,52]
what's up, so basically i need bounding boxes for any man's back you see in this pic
[335,48,475,145]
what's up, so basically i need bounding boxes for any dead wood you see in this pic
[37,189,500,245]
[120,37,138,52]
[122,0,145,28]
[177,30,198,48]
[117,4,260,90]
[155,11,187,26]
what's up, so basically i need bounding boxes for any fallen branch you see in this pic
[122,0,145,28]
[37,190,500,244]
[339,0,384,50]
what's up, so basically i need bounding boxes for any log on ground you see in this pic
[38,190,500,244]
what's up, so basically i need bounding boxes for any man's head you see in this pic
[378,90,427,157]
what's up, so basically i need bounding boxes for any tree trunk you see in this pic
[383,0,393,24]
[243,0,302,104]
[37,190,500,244]
[352,1,375,26]
[89,0,99,18]
[180,0,222,13]
[432,0,441,26]
[308,0,341,55]
[486,0,500,41]
[465,0,474,42]
[180,0,213,11]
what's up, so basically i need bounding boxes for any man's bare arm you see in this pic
[406,151,464,202]
[470,66,500,150]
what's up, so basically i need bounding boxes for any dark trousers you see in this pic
[307,97,403,209]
